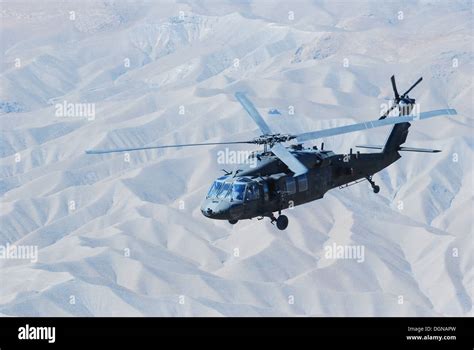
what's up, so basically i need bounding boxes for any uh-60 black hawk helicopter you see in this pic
[86,76,457,230]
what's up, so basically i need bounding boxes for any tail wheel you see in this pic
[366,175,380,194]
[276,215,289,230]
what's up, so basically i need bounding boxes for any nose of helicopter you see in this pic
[200,205,217,218]
[200,199,232,220]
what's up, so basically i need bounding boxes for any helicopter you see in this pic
[86,76,457,230]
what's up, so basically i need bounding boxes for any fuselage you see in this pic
[200,146,400,221]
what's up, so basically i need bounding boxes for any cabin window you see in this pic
[285,177,296,194]
[263,182,269,201]
[232,183,246,201]
[245,183,260,201]
[297,175,308,192]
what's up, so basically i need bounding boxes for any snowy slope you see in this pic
[0,0,472,316]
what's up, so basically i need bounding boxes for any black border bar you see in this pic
[0,317,472,347]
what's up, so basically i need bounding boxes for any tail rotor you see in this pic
[380,75,423,119]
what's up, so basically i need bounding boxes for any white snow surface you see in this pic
[0,0,472,316]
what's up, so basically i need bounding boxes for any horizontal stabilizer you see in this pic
[355,145,383,150]
[356,145,441,153]
[398,146,441,153]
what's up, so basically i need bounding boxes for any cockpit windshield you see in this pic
[232,183,246,201]
[207,181,223,198]
[206,177,251,201]
[217,182,232,199]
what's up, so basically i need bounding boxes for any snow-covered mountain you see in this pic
[0,0,472,316]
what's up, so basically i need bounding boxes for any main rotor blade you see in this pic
[402,77,423,97]
[235,92,272,135]
[86,141,253,154]
[296,108,457,142]
[270,143,308,177]
[391,75,400,101]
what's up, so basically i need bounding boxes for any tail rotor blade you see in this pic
[402,77,423,97]
[391,75,400,101]
[379,104,398,120]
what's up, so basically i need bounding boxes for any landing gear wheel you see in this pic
[228,219,238,225]
[366,175,380,194]
[276,215,289,230]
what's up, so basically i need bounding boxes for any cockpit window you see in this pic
[217,182,232,199]
[207,178,253,201]
[207,181,223,198]
[232,183,246,201]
